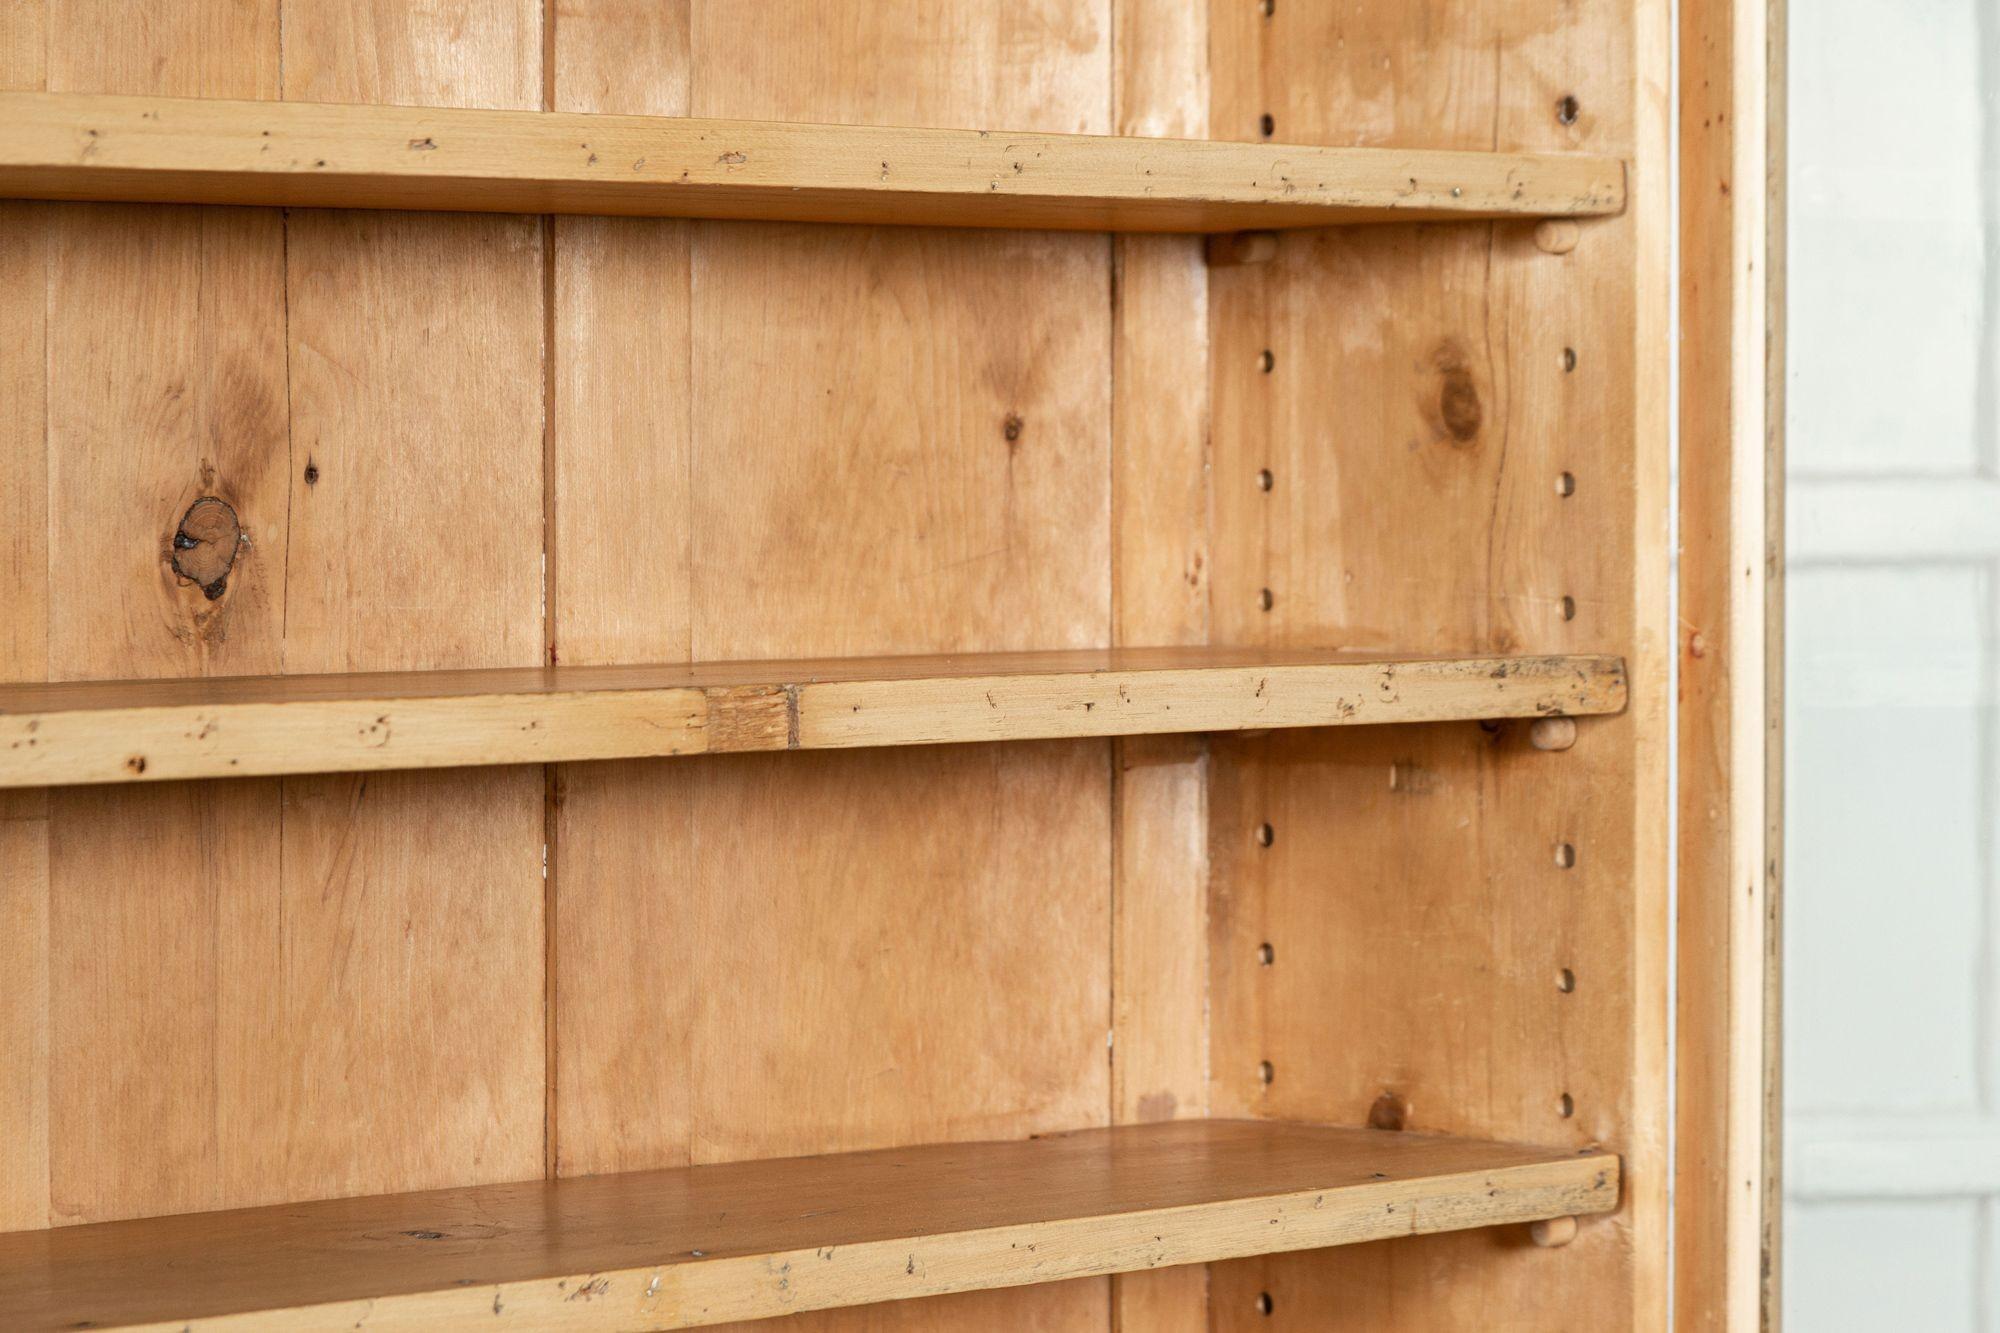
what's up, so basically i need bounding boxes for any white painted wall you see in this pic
[1784,1,2000,1326]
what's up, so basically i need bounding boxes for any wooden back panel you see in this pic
[0,2,1668,1329]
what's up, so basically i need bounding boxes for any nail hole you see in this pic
[1256,822,1275,848]
[1558,1092,1575,1118]
[1556,94,1580,126]
[1257,941,1275,966]
[1258,1060,1275,1086]
[1555,842,1576,869]
[1258,348,1276,373]
[1560,595,1577,621]
[1557,967,1576,993]
[1257,467,1274,491]
[1562,347,1578,373]
[1259,587,1274,612]
[1556,471,1575,497]
[1259,113,1276,138]
[1256,1292,1274,1316]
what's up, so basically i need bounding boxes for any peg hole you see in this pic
[1259,0,1275,15]
[1555,842,1577,869]
[1556,471,1576,497]
[1257,467,1274,491]
[1257,942,1276,966]
[1259,587,1275,612]
[1562,347,1578,373]
[1258,348,1276,373]
[1256,1292,1275,1316]
[1259,113,1276,139]
[1556,94,1581,126]
[1557,967,1576,993]
[1560,595,1577,621]
[1258,1060,1276,1086]
[1256,822,1275,848]
[1558,1092,1575,1118]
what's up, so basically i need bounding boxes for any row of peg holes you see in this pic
[1236,47,1588,1207]
[1551,205,1582,1129]
[1251,348,1580,623]
[1249,828,1580,1101]
[1250,0,1583,149]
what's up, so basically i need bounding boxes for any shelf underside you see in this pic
[0,648,1626,787]
[0,92,1628,231]
[0,1120,1619,1332]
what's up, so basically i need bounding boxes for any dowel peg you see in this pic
[1534,219,1580,254]
[1529,716,1578,752]
[1206,231,1280,267]
[1529,1215,1579,1248]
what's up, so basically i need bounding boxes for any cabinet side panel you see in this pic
[1205,1,1669,1327]
[549,5,1117,1330]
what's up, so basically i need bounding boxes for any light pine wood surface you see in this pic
[1201,1,1672,1328]
[3,0,551,1244]
[0,2,1677,1330]
[1678,0,1785,1324]
[0,91,1628,231]
[544,12,1120,1333]
[0,1121,1619,1332]
[0,651,1627,787]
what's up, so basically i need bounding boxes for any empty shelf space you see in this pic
[0,92,1627,231]
[0,1120,1619,1332]
[0,648,1626,787]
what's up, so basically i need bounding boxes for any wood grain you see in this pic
[0,0,554,1233]
[1,7,1684,1333]
[0,1121,1620,1333]
[1203,0,1672,1328]
[1678,0,1785,1324]
[1107,6,1214,1325]
[259,0,551,1221]
[21,0,297,1235]
[0,651,1627,787]
[0,91,1630,231]
[547,10,1119,1331]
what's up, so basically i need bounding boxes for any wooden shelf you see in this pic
[0,648,1625,787]
[0,92,1627,231]
[0,1120,1619,1331]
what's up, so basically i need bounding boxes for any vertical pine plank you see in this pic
[271,0,548,1202]
[1108,2,1212,1329]
[28,0,291,1228]
[0,0,50,1237]
[544,1,696,1184]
